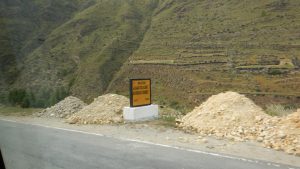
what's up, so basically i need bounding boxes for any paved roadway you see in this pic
[0,119,299,169]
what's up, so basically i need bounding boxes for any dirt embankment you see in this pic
[179,91,300,156]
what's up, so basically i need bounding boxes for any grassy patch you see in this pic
[0,106,42,116]
[265,104,295,116]
[155,113,178,128]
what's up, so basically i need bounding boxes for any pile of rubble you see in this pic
[260,109,300,156]
[66,94,129,124]
[35,96,86,118]
[179,91,269,140]
[179,91,300,156]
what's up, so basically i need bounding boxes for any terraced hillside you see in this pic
[108,0,300,110]
[0,0,299,109]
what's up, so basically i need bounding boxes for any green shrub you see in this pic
[268,69,284,75]
[170,101,180,110]
[265,104,295,116]
[0,92,7,104]
[33,86,69,108]
[68,77,76,89]
[28,91,36,107]
[161,115,176,122]
[7,86,69,108]
[8,89,29,108]
[255,86,261,92]
[21,95,30,108]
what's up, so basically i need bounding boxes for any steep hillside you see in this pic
[108,0,300,110]
[1,0,299,109]
[0,0,96,103]
[11,0,158,105]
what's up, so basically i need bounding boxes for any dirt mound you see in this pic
[36,96,86,118]
[66,94,129,124]
[261,109,300,156]
[179,91,268,135]
[179,91,300,156]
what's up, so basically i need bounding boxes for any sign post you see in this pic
[130,79,151,107]
[123,78,158,121]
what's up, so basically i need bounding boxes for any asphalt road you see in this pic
[0,119,298,169]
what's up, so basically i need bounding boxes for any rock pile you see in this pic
[36,96,86,118]
[179,91,300,156]
[260,109,300,156]
[66,94,129,124]
[179,91,268,139]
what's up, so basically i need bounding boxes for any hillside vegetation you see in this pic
[0,0,299,109]
[0,0,96,105]
[0,0,158,106]
[108,0,300,111]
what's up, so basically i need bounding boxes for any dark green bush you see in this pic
[261,10,267,17]
[8,89,29,108]
[7,86,69,108]
[0,92,7,104]
[21,95,30,108]
[268,69,284,75]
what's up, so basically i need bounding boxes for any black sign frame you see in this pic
[129,78,152,107]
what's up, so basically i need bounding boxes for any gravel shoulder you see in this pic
[1,115,299,167]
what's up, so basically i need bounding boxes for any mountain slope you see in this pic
[108,0,300,110]
[0,0,299,109]
[13,0,158,103]
[0,0,95,103]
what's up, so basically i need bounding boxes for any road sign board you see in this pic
[130,79,151,107]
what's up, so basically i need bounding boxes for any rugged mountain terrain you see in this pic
[1,0,299,109]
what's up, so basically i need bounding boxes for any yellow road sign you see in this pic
[130,79,151,107]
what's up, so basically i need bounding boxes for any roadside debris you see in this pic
[66,94,129,124]
[179,91,300,156]
[35,96,86,118]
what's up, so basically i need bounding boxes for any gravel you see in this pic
[178,91,300,156]
[179,91,267,132]
[66,94,129,124]
[35,96,86,118]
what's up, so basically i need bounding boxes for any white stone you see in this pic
[257,137,263,142]
[277,131,286,139]
[202,138,208,143]
[123,104,159,121]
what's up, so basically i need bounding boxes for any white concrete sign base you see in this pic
[123,104,159,121]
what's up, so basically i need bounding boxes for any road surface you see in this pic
[0,119,298,169]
